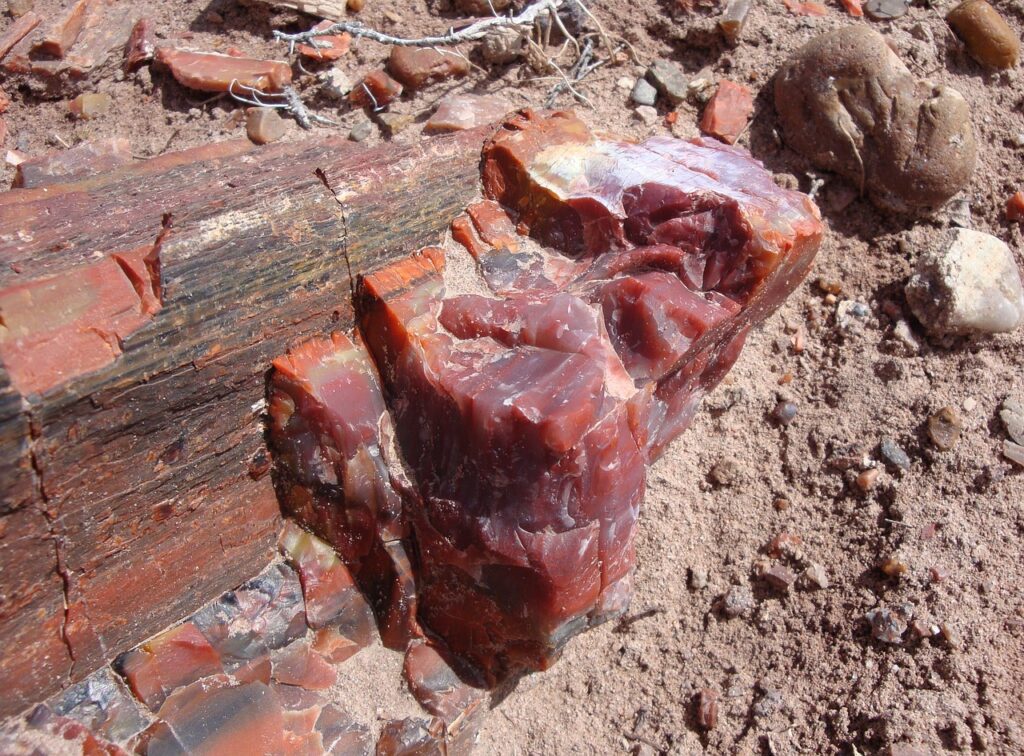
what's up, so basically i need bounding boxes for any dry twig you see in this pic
[228,80,337,129]
[273,0,567,53]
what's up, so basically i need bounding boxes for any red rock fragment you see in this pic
[123,18,156,71]
[33,0,95,58]
[147,677,286,755]
[0,11,40,61]
[269,332,404,568]
[387,46,470,90]
[13,137,132,187]
[316,704,371,754]
[424,94,511,134]
[155,47,293,93]
[349,69,403,109]
[119,622,225,711]
[246,107,287,145]
[700,80,753,145]
[841,0,865,15]
[697,688,719,730]
[1006,191,1024,222]
[279,521,375,635]
[24,705,127,756]
[784,0,828,13]
[271,643,338,691]
[376,717,446,756]
[0,87,10,114]
[0,244,162,396]
[403,642,484,723]
[0,117,8,148]
[296,21,351,61]
[766,532,803,559]
[45,667,150,744]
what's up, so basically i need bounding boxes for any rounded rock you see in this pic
[774,26,976,214]
[946,0,1020,70]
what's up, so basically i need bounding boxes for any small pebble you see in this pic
[764,564,796,591]
[906,228,1024,336]
[865,0,908,19]
[766,532,803,560]
[722,584,754,618]
[696,688,719,730]
[927,407,962,450]
[349,114,374,142]
[999,395,1024,445]
[376,111,413,137]
[866,604,912,644]
[631,78,658,107]
[1004,439,1024,467]
[634,106,659,126]
[880,557,909,577]
[246,107,286,145]
[320,68,354,100]
[929,566,948,583]
[646,59,688,105]
[773,497,790,511]
[688,567,709,590]
[772,400,798,426]
[69,92,112,120]
[479,27,522,65]
[946,0,1020,69]
[347,0,365,10]
[804,563,829,589]
[879,438,911,470]
[856,467,880,492]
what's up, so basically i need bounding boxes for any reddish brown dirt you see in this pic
[2,0,1023,753]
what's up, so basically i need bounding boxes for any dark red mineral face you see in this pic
[267,110,822,686]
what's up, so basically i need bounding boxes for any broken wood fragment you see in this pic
[0,126,489,716]
[155,47,293,93]
[0,10,41,61]
[33,0,95,59]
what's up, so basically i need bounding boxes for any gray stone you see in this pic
[349,114,374,142]
[879,438,911,470]
[722,584,754,618]
[906,229,1024,335]
[631,78,658,106]
[646,59,688,105]
[865,0,908,20]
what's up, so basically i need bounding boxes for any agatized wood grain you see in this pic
[0,126,488,716]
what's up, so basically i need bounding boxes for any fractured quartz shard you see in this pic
[269,110,822,686]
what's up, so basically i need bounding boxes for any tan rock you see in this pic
[68,91,111,119]
[947,0,1020,69]
[246,107,287,145]
[424,94,511,134]
[775,26,976,214]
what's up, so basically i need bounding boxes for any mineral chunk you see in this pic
[118,622,225,711]
[68,91,112,119]
[905,228,1024,335]
[387,46,469,90]
[146,677,286,755]
[424,94,511,134]
[279,521,375,636]
[155,48,293,93]
[296,20,351,61]
[0,11,40,61]
[775,26,976,214]
[273,109,822,686]
[376,717,446,756]
[45,667,150,743]
[123,18,156,71]
[700,80,752,144]
[349,69,403,109]
[246,107,287,145]
[33,0,95,58]
[271,643,337,691]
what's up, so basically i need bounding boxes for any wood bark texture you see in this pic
[0,127,487,716]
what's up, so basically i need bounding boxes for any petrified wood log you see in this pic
[0,127,489,716]
[270,110,824,685]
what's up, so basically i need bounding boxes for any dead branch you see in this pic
[273,0,567,54]
[228,80,337,129]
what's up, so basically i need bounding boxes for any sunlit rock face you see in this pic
[268,110,823,685]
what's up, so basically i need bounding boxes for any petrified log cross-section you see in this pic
[0,128,490,716]
[269,110,824,685]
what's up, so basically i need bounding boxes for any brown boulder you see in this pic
[774,26,976,214]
